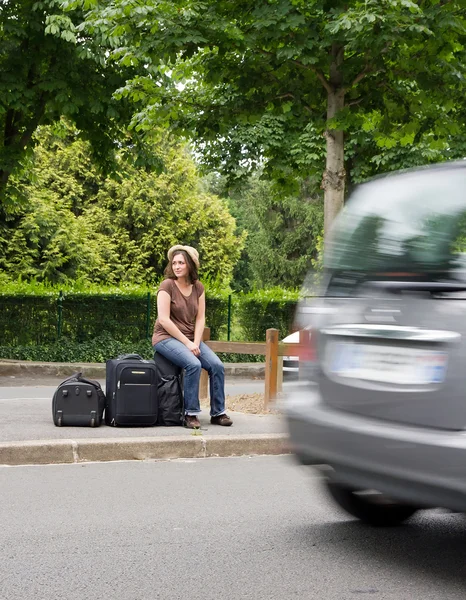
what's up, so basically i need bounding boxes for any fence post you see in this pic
[264,328,279,410]
[227,294,232,341]
[145,292,151,339]
[57,291,63,339]
[199,327,211,399]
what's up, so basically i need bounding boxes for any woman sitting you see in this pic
[152,245,233,429]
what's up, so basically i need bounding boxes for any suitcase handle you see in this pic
[59,372,103,392]
[60,371,83,385]
[116,353,143,360]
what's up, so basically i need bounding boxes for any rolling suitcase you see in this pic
[52,372,106,427]
[105,354,158,426]
[154,352,184,426]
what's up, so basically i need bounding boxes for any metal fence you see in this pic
[0,292,230,346]
[0,292,297,346]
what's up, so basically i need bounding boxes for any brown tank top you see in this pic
[152,279,205,345]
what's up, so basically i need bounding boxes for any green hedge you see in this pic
[0,334,262,363]
[0,290,229,347]
[0,292,152,346]
[60,293,152,343]
[0,283,301,361]
[0,294,58,345]
[235,287,300,341]
[0,333,154,363]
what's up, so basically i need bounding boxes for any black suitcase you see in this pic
[52,372,106,427]
[154,352,184,426]
[105,354,158,426]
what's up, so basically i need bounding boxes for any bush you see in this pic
[0,281,301,362]
[0,333,154,363]
[0,280,231,346]
[0,294,58,345]
[235,287,300,341]
[0,333,263,363]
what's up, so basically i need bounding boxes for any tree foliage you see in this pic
[222,174,323,290]
[59,0,466,233]
[1,124,244,285]
[0,0,159,201]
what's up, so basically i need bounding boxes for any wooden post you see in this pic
[199,327,210,400]
[264,328,279,410]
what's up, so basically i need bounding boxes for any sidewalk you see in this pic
[0,361,289,467]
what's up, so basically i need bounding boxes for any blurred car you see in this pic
[282,331,299,378]
[286,161,466,526]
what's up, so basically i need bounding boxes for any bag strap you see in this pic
[177,374,184,418]
[117,353,143,361]
[59,371,83,385]
[59,371,102,391]
[78,375,103,391]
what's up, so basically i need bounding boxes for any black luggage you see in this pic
[154,352,184,426]
[52,372,106,427]
[105,354,158,426]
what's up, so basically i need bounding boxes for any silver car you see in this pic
[286,161,466,526]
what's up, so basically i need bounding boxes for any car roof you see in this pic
[362,159,466,186]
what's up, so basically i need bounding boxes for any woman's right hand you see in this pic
[186,341,201,357]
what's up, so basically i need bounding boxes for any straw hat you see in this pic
[167,245,200,269]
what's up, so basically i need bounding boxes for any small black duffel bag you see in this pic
[52,372,106,427]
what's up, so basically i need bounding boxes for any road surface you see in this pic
[1,455,465,600]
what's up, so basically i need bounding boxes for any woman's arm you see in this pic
[194,292,206,347]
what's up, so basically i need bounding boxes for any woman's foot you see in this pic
[210,414,233,426]
[184,415,201,429]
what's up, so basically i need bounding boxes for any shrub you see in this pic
[235,287,300,341]
[0,281,301,361]
[0,333,263,363]
[0,333,154,363]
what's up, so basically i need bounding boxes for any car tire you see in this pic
[325,481,418,527]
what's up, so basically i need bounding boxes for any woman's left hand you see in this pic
[187,340,201,356]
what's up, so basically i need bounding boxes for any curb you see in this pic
[0,434,289,467]
[0,360,265,380]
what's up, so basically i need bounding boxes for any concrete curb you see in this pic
[0,434,289,467]
[0,360,265,380]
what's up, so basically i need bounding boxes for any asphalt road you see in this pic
[1,455,466,600]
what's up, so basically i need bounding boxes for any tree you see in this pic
[346,127,466,190]
[60,0,466,234]
[1,124,244,285]
[0,0,156,201]
[210,173,323,290]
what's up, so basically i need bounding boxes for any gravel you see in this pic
[201,393,279,415]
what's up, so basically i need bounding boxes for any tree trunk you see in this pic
[322,44,345,237]
[0,98,47,198]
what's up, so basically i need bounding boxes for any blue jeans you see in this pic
[153,338,226,417]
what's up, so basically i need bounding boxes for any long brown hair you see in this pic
[164,250,199,284]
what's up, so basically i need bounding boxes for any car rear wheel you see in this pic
[325,481,418,527]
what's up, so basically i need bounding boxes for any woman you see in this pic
[152,245,233,429]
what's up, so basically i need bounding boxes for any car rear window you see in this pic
[325,166,466,293]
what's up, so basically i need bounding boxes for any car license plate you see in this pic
[325,342,448,385]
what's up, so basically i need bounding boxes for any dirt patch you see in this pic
[200,393,279,415]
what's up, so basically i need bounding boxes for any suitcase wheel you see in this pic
[57,415,62,427]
